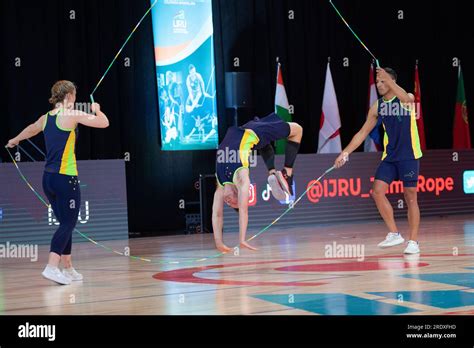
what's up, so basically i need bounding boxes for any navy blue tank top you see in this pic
[215,127,259,186]
[43,110,78,176]
[377,97,423,162]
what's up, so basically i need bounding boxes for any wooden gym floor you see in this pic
[1,214,474,315]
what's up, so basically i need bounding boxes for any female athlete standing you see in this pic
[6,81,109,285]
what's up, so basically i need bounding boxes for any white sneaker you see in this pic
[42,265,72,285]
[62,267,83,281]
[274,170,291,195]
[268,174,287,201]
[377,232,405,248]
[404,240,420,254]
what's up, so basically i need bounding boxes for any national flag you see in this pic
[318,61,342,154]
[274,62,292,154]
[453,63,471,149]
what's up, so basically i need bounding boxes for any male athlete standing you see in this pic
[334,67,422,254]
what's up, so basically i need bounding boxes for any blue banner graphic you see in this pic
[151,0,218,150]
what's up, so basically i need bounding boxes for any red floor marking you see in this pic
[275,261,430,272]
[154,260,327,286]
[153,254,473,286]
[443,309,474,315]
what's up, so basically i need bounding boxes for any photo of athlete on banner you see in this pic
[152,0,218,150]
[184,64,216,143]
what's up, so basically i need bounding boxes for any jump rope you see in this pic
[5,0,379,266]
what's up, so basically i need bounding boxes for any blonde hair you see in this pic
[49,80,76,105]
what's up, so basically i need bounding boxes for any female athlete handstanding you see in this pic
[6,81,109,285]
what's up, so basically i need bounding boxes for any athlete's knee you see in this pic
[288,122,303,140]
[404,188,418,205]
[371,186,386,200]
[58,219,78,234]
[290,122,303,134]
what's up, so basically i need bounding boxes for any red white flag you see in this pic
[318,62,342,153]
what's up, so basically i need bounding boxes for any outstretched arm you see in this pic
[212,185,231,252]
[334,102,379,168]
[235,169,258,251]
[6,115,45,147]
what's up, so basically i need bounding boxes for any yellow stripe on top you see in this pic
[239,129,260,168]
[59,131,78,176]
[381,124,389,161]
[409,107,423,159]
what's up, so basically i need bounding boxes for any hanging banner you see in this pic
[151,0,218,150]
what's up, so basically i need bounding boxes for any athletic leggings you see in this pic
[42,172,81,256]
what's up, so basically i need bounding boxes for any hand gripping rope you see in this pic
[5,0,337,265]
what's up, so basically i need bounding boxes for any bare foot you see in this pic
[239,241,258,251]
[216,243,231,253]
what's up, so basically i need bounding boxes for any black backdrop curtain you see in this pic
[1,0,473,235]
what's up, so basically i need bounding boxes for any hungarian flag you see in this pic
[414,62,427,150]
[364,62,382,152]
[318,62,342,153]
[453,64,471,149]
[275,62,292,154]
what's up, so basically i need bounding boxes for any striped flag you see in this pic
[318,61,342,153]
[275,62,292,154]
